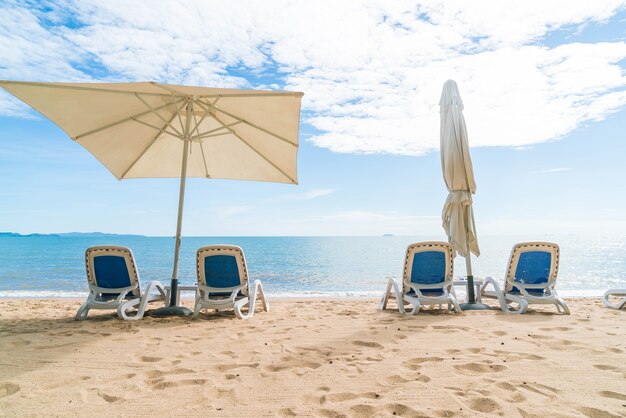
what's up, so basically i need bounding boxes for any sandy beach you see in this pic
[0,298,624,417]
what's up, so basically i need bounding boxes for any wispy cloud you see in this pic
[539,167,573,173]
[266,188,337,203]
[285,210,442,235]
[213,188,336,218]
[1,1,625,155]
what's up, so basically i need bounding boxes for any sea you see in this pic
[0,235,624,299]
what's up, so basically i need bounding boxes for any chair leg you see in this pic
[409,300,421,315]
[74,302,90,320]
[380,279,393,310]
[192,301,202,319]
[602,290,626,310]
[253,280,270,313]
[117,298,142,320]
[380,279,405,314]
[481,277,513,313]
[233,297,251,320]
[449,294,463,314]
[556,297,570,315]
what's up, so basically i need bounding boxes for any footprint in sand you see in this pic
[352,340,384,349]
[494,382,527,403]
[539,326,572,332]
[599,391,626,401]
[520,382,559,397]
[594,364,621,372]
[454,362,507,374]
[467,397,501,414]
[350,404,377,416]
[403,356,444,370]
[383,403,420,416]
[317,408,342,417]
[80,388,121,404]
[151,378,208,390]
[277,408,298,417]
[144,367,193,379]
[577,406,621,417]
[0,383,20,398]
[383,374,410,384]
[214,362,260,372]
[139,355,162,363]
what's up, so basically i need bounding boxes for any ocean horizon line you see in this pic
[3,231,626,239]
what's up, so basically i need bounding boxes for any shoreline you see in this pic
[0,289,612,300]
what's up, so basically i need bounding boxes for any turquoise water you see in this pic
[0,235,624,298]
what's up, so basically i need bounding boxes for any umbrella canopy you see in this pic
[1,80,303,314]
[440,79,479,259]
[0,81,301,183]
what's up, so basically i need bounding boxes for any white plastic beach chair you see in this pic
[193,245,269,320]
[380,241,462,315]
[480,242,570,314]
[603,289,626,310]
[75,246,167,320]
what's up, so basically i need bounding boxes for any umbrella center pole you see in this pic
[465,252,476,303]
[169,98,193,307]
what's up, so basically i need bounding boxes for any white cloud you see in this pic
[1,0,625,155]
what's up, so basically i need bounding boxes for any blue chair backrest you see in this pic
[93,255,132,289]
[513,251,551,285]
[203,255,241,288]
[410,251,446,285]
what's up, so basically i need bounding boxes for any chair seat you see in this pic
[508,287,545,297]
[407,288,445,297]
[205,291,245,299]
[96,293,138,302]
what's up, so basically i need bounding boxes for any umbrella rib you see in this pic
[172,94,186,138]
[188,97,216,138]
[131,118,180,137]
[150,82,189,97]
[134,93,183,138]
[0,80,171,97]
[73,100,181,140]
[211,105,296,147]
[190,122,242,141]
[196,101,298,148]
[120,110,180,179]
[199,142,211,178]
[210,112,296,184]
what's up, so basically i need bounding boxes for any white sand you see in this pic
[0,298,625,417]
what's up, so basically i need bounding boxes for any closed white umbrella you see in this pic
[1,80,303,316]
[439,79,489,310]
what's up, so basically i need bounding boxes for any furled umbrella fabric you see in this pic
[440,79,479,259]
[0,80,303,313]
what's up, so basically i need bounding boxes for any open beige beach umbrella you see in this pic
[0,80,303,316]
[439,79,489,310]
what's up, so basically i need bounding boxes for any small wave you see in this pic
[0,290,88,298]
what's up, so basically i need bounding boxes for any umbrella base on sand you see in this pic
[460,276,492,311]
[151,306,193,317]
[460,302,492,311]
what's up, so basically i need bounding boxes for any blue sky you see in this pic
[1,1,625,236]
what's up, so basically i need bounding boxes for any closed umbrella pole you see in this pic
[439,79,490,310]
